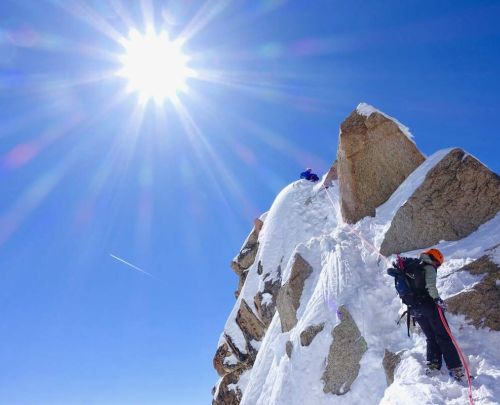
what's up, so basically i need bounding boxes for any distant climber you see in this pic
[387,249,465,381]
[300,168,319,182]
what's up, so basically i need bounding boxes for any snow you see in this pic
[217,148,500,405]
[224,353,239,366]
[356,102,416,143]
[260,293,273,306]
[490,245,500,266]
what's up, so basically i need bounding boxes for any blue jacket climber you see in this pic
[300,168,319,182]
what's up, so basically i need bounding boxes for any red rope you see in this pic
[437,306,474,405]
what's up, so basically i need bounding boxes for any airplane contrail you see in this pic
[110,254,153,277]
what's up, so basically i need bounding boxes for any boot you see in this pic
[449,367,465,381]
[425,361,441,376]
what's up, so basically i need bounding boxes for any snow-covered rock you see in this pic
[254,276,280,328]
[213,366,251,405]
[446,250,500,331]
[381,148,500,255]
[337,104,425,224]
[231,219,264,298]
[214,341,239,377]
[212,105,500,405]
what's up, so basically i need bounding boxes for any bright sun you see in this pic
[118,28,194,104]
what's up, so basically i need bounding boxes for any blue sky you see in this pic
[0,1,499,404]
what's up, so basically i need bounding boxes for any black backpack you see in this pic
[387,256,431,336]
[387,257,429,306]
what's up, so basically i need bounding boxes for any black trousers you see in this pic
[412,301,462,370]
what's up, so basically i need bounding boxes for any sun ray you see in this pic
[192,67,310,103]
[108,0,138,29]
[171,98,234,210]
[185,85,329,170]
[172,95,259,218]
[0,138,85,246]
[2,115,82,170]
[54,1,126,44]
[177,0,232,44]
[139,0,156,32]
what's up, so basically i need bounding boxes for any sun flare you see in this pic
[118,28,194,103]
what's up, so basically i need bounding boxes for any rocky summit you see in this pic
[212,103,500,405]
[337,104,425,224]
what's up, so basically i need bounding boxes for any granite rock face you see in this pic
[337,107,425,224]
[322,306,367,395]
[446,252,500,331]
[381,148,500,255]
[276,253,314,332]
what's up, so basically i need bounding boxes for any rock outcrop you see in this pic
[236,299,266,343]
[276,253,313,332]
[224,333,249,364]
[322,161,338,189]
[285,341,293,358]
[446,252,500,331]
[213,220,267,404]
[253,273,281,328]
[214,341,239,376]
[382,349,404,386]
[381,148,500,255]
[213,365,250,405]
[337,104,425,223]
[231,219,264,298]
[322,306,367,395]
[300,323,325,347]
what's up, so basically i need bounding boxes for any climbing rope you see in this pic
[323,186,390,267]
[437,307,475,405]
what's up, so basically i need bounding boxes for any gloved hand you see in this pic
[387,266,402,277]
[434,298,448,312]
